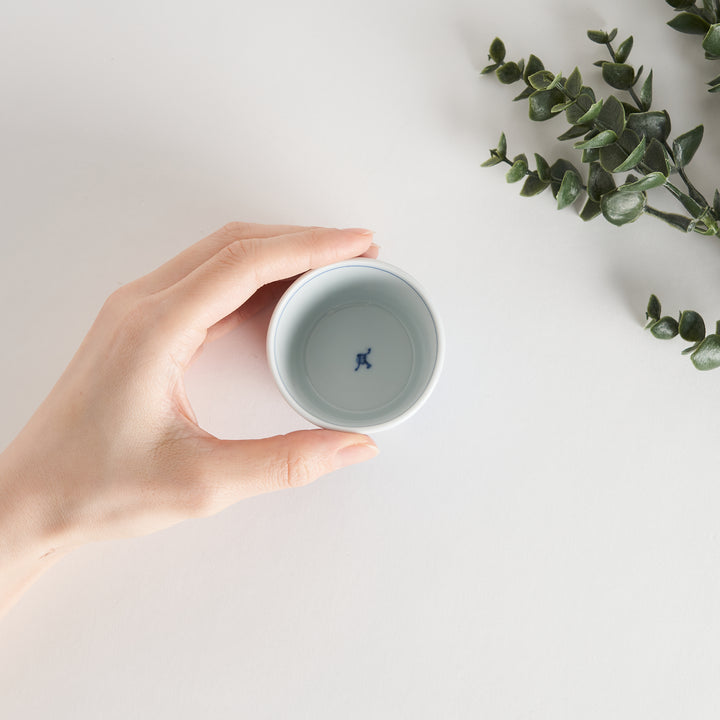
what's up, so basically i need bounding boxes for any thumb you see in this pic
[193,430,379,506]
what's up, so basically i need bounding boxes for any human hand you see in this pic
[0,223,379,608]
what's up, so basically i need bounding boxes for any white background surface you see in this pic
[1,0,720,717]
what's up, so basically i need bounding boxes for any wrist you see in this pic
[0,441,76,569]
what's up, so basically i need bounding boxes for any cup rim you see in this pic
[266,258,445,433]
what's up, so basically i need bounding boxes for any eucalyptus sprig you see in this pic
[646,295,720,369]
[665,0,720,91]
[481,31,719,234]
[481,23,720,370]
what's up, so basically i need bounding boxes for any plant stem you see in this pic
[644,204,687,224]
[664,179,684,198]
[637,160,706,224]
[662,180,719,234]
[661,139,710,208]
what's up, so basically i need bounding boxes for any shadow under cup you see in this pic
[267,259,443,432]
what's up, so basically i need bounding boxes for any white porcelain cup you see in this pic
[267,259,444,433]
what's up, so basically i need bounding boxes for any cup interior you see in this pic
[268,261,442,431]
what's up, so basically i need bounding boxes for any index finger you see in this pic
[134,222,317,294]
[161,226,375,332]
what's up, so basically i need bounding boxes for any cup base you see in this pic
[304,302,415,415]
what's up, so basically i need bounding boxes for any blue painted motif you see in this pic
[355,348,372,371]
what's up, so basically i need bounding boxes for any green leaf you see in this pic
[599,143,629,174]
[608,28,618,42]
[523,54,544,83]
[679,310,706,342]
[498,132,507,157]
[551,100,576,113]
[574,130,618,150]
[587,161,616,201]
[714,188,720,218]
[673,125,704,169]
[480,63,499,75]
[709,84,720,93]
[675,191,705,218]
[618,172,666,192]
[528,89,565,121]
[651,317,679,339]
[481,152,503,167]
[613,136,647,172]
[580,85,596,102]
[528,70,555,90]
[601,190,647,225]
[646,294,661,322]
[632,65,644,87]
[565,94,593,125]
[618,127,642,152]
[520,174,550,197]
[506,154,528,183]
[556,170,583,209]
[709,74,720,87]
[620,104,638,121]
[587,29,609,43]
[566,67,583,96]
[596,95,626,135]
[489,37,506,63]
[681,179,709,211]
[582,147,601,163]
[576,99,603,124]
[643,138,671,176]
[691,335,720,370]
[666,0,695,7]
[557,125,592,141]
[616,36,634,63]
[703,24,720,55]
[549,159,582,197]
[668,12,712,34]
[626,110,671,142]
[602,62,636,90]
[535,153,551,182]
[580,198,602,221]
[496,62,522,84]
[546,72,563,90]
[513,86,534,101]
[639,69,653,111]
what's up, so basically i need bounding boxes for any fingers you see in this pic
[202,278,294,347]
[186,430,379,512]
[200,242,379,347]
[135,222,315,294]
[360,243,380,261]
[162,226,374,332]
[187,279,293,365]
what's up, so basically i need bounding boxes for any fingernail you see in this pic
[334,442,379,469]
[370,242,381,250]
[341,227,374,236]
